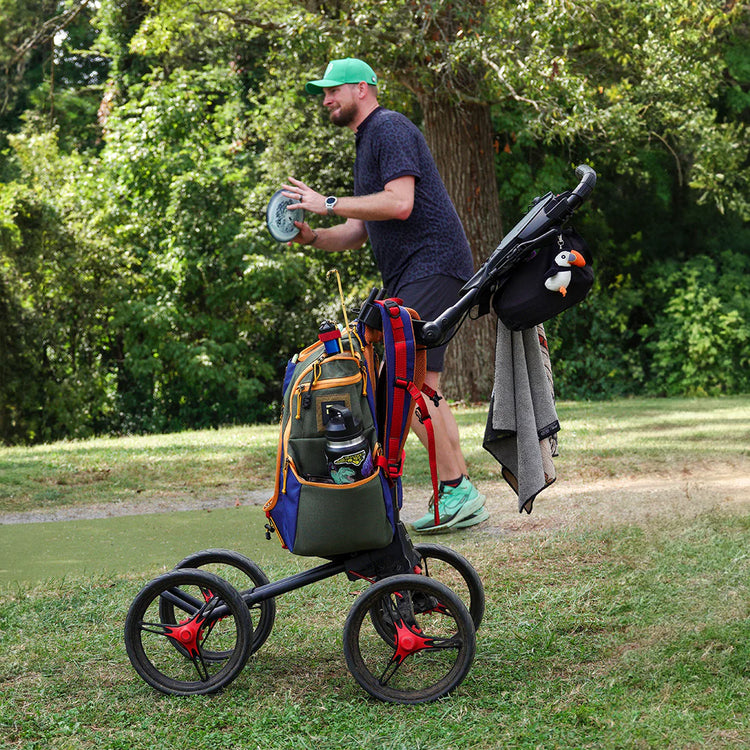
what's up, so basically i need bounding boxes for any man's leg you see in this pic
[409,370,487,533]
[392,275,487,531]
[409,370,467,480]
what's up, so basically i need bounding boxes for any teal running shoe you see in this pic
[411,477,486,534]
[453,506,490,529]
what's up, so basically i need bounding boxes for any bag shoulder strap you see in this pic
[368,299,439,521]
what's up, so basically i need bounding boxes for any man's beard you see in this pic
[329,100,357,127]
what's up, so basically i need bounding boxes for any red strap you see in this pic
[373,300,435,526]
[375,450,405,480]
[402,380,440,527]
[376,301,410,480]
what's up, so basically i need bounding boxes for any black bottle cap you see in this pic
[325,406,361,440]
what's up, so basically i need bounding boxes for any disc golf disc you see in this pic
[266,190,304,242]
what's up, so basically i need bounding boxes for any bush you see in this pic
[645,252,750,395]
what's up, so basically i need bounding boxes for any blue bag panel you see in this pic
[268,469,301,550]
[281,358,297,396]
[379,470,401,529]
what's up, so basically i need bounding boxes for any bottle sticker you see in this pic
[332,450,367,467]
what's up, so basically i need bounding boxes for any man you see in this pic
[283,57,487,532]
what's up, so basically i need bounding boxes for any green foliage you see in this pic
[1,0,749,443]
[94,0,152,89]
[0,0,52,124]
[0,0,108,156]
[0,128,127,444]
[646,253,750,396]
[483,0,750,220]
[100,67,280,430]
[545,207,750,400]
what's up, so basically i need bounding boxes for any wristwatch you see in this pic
[325,196,338,216]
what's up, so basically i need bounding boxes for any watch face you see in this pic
[266,190,304,242]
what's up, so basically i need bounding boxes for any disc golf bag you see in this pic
[264,302,426,558]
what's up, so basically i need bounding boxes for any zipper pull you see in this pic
[295,387,304,419]
[282,458,290,493]
[311,360,322,385]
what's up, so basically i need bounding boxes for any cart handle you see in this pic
[416,164,596,345]
[567,164,597,209]
[357,164,597,347]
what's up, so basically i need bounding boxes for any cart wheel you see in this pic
[367,544,485,645]
[343,574,475,704]
[413,543,485,631]
[124,568,252,695]
[168,548,276,655]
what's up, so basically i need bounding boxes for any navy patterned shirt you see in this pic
[353,107,474,292]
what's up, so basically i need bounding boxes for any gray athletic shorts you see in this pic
[391,275,466,373]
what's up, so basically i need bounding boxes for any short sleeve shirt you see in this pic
[353,107,474,292]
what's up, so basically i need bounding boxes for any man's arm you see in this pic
[291,216,369,252]
[282,174,415,236]
[319,175,415,221]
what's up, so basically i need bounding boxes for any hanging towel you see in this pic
[483,321,559,513]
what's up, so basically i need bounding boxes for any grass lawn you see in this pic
[1,395,749,749]
[2,395,748,515]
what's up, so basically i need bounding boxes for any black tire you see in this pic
[168,548,276,655]
[368,544,485,644]
[343,574,475,704]
[124,568,252,695]
[413,543,485,631]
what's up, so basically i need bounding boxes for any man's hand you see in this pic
[287,220,317,247]
[282,177,327,215]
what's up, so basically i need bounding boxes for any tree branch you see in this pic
[649,131,684,186]
[7,0,92,68]
[185,4,280,30]
[481,52,541,111]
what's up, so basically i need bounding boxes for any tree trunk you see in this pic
[419,97,503,402]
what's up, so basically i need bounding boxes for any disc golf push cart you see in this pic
[123,165,597,704]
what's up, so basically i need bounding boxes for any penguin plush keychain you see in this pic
[544,235,587,297]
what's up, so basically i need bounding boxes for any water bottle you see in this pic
[324,406,373,484]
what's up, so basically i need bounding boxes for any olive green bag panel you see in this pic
[284,463,393,557]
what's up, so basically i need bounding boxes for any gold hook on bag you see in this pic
[327,268,356,357]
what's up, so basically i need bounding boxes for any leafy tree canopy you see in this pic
[1,0,748,443]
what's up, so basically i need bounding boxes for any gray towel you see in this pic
[483,321,559,513]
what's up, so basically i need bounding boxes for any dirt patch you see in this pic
[452,466,750,537]
[2,462,748,529]
[0,491,271,525]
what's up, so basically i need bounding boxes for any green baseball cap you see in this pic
[305,58,378,94]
